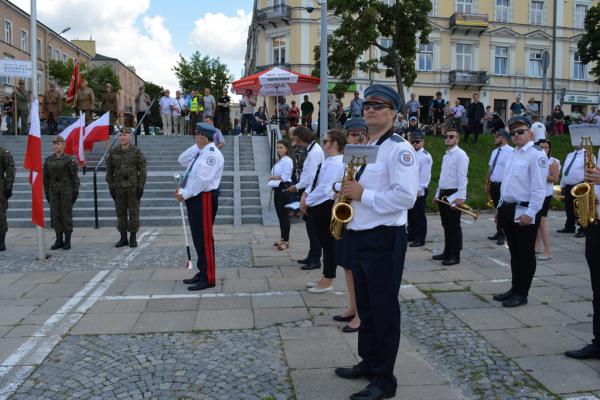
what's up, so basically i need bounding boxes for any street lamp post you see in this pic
[318,0,327,145]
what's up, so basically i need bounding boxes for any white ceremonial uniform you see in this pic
[305,155,344,207]
[295,141,325,191]
[546,157,561,197]
[271,156,293,183]
[500,141,547,219]
[435,146,469,204]
[416,148,433,196]
[347,134,419,230]
[561,149,586,187]
[531,122,547,143]
[177,143,224,199]
[488,144,513,183]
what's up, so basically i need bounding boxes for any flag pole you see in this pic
[31,0,46,260]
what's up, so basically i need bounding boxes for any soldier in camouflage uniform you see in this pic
[106,127,147,247]
[13,79,30,134]
[43,136,80,250]
[0,145,15,251]
[101,83,119,132]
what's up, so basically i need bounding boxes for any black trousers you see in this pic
[136,111,150,136]
[273,188,290,241]
[498,204,541,297]
[407,189,428,243]
[349,226,406,395]
[464,121,482,143]
[303,202,322,263]
[490,182,504,238]
[308,200,336,279]
[563,184,580,231]
[185,190,219,286]
[241,114,253,134]
[438,189,462,259]
[586,223,600,345]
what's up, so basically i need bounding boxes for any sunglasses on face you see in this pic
[510,129,528,136]
[362,102,390,112]
[442,135,456,139]
[410,140,423,144]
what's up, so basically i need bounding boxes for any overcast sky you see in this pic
[12,0,253,91]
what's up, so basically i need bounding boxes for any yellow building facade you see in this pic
[245,0,600,121]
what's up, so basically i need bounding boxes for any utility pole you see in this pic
[319,0,328,144]
[551,0,557,110]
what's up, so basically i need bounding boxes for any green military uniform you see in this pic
[106,144,147,238]
[42,87,63,135]
[14,87,30,134]
[77,86,96,125]
[101,92,119,126]
[0,146,16,251]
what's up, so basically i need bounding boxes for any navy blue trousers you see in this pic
[407,189,428,243]
[185,190,219,285]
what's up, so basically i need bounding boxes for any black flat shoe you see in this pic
[557,228,575,233]
[334,365,374,380]
[432,253,447,261]
[297,258,311,265]
[575,230,586,238]
[502,294,528,308]
[565,344,600,360]
[488,233,499,240]
[493,289,513,302]
[349,384,395,400]
[333,314,355,322]
[183,273,201,285]
[301,263,321,270]
[187,283,216,291]
[442,257,460,266]
[409,241,424,247]
[342,325,359,333]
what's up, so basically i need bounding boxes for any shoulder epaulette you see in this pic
[423,150,430,156]
[390,134,405,143]
[532,145,543,151]
[209,147,215,151]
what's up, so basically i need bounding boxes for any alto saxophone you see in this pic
[330,156,362,240]
[571,137,598,228]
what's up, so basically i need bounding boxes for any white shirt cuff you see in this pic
[361,189,376,208]
[525,208,537,219]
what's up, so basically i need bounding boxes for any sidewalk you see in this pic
[0,211,598,399]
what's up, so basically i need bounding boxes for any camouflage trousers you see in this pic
[49,191,74,233]
[0,197,7,234]
[115,186,140,233]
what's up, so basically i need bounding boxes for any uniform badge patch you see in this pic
[206,156,217,166]
[538,157,547,168]
[398,150,414,166]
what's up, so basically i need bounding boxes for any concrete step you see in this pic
[8,215,234,228]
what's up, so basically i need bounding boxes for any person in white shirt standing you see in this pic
[240,89,256,135]
[486,129,513,245]
[433,125,469,266]
[301,129,346,293]
[172,90,185,135]
[203,88,216,118]
[407,130,432,247]
[159,89,174,135]
[559,145,587,237]
[269,140,294,252]
[530,114,547,143]
[450,99,466,135]
[176,123,224,291]
[535,139,561,261]
[493,116,547,308]
[288,126,325,270]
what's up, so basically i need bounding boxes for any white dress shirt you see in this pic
[159,96,172,115]
[416,148,432,196]
[347,134,419,230]
[172,97,184,116]
[545,157,561,197]
[177,143,224,200]
[488,144,513,183]
[560,149,586,186]
[435,146,469,204]
[295,141,325,190]
[306,155,344,207]
[500,140,548,219]
[271,155,293,183]
[531,122,547,143]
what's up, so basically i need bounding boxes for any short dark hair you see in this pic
[326,129,346,152]
[204,115,213,122]
[292,126,314,144]
[436,91,442,96]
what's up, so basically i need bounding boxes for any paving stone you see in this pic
[254,307,310,329]
[301,292,349,308]
[502,304,577,327]
[549,302,594,323]
[505,326,587,356]
[123,281,175,296]
[196,296,252,311]
[71,313,141,335]
[451,307,525,331]
[432,291,494,310]
[23,283,83,298]
[0,283,37,299]
[194,309,254,330]
[0,337,27,361]
[145,298,200,312]
[252,293,304,308]
[222,278,269,293]
[132,311,196,333]
[31,298,69,315]
[0,306,36,325]
[283,337,356,369]
[279,326,342,340]
[515,355,600,394]
[291,368,365,400]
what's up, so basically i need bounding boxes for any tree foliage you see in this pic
[313,0,432,112]
[143,81,165,128]
[577,4,600,84]
[173,52,234,94]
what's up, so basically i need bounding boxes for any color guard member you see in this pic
[407,130,432,247]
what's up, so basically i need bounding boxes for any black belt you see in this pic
[490,181,502,186]
[502,201,529,207]
[439,188,458,196]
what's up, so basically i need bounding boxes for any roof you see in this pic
[91,53,146,84]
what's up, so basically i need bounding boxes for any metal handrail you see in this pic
[92,99,156,229]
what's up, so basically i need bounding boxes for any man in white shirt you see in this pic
[159,90,174,135]
[203,88,216,118]
[172,90,185,135]
[433,128,469,266]
[530,114,547,143]
[450,99,466,135]
[177,123,224,291]
[407,130,432,247]
[486,129,513,245]
[493,116,547,308]
[240,89,256,135]
[559,145,587,237]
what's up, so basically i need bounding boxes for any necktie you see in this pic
[355,131,395,181]
[180,153,200,188]
[490,148,501,176]
[310,163,322,191]
[564,152,578,176]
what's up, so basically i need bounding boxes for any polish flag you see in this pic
[66,60,80,106]
[60,112,85,164]
[83,111,110,151]
[23,100,45,228]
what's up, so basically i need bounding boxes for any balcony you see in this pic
[448,70,488,89]
[255,5,291,27]
[449,12,489,36]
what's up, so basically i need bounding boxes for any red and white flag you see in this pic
[83,111,110,152]
[60,112,85,164]
[23,100,45,228]
[66,60,80,107]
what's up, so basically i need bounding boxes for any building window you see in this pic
[4,20,12,44]
[36,38,41,57]
[494,46,508,75]
[62,54,67,64]
[272,36,287,64]
[574,51,585,80]
[37,72,42,94]
[495,0,510,22]
[494,99,507,122]
[575,4,588,29]
[456,0,473,13]
[380,38,393,51]
[417,43,433,71]
[528,49,543,77]
[2,53,14,85]
[54,49,60,61]
[456,43,472,71]
[530,1,543,25]
[47,45,52,61]
[428,0,435,16]
[20,30,27,51]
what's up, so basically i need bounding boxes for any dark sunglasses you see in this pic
[362,102,390,112]
[410,140,423,144]
[510,129,528,136]
[442,135,456,139]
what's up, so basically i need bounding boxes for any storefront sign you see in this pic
[0,59,33,78]
[562,93,600,105]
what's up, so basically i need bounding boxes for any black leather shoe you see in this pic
[51,233,64,250]
[496,237,505,245]
[575,230,585,238]
[502,294,528,308]
[334,365,373,380]
[493,289,513,302]
[432,253,447,261]
[62,232,72,250]
[409,241,424,247]
[297,258,311,265]
[333,314,355,322]
[488,233,499,241]
[442,257,460,266]
[301,263,321,270]
[183,273,201,285]
[349,384,395,400]
[342,325,359,333]
[565,344,600,360]
[129,232,137,248]
[187,282,216,291]
[115,232,129,248]
[557,228,575,233]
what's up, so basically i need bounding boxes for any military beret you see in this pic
[507,115,531,130]
[196,122,217,140]
[364,84,401,111]
[497,128,511,141]
[52,135,65,143]
[344,118,367,131]
[410,130,424,140]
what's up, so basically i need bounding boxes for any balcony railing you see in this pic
[450,12,489,35]
[256,5,291,22]
[448,70,488,87]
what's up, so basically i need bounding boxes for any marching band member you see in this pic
[486,129,513,245]
[535,139,561,261]
[407,130,432,247]
[559,144,587,238]
[269,140,294,252]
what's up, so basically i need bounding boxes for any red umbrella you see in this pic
[232,67,320,96]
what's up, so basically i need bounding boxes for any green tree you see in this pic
[314,0,432,113]
[82,64,121,111]
[48,59,75,87]
[577,4,600,84]
[142,82,164,128]
[173,52,234,94]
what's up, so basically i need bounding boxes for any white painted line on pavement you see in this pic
[0,366,35,400]
[564,396,600,400]
[486,256,509,268]
[77,270,123,313]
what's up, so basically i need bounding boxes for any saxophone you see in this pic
[571,137,597,228]
[330,156,362,240]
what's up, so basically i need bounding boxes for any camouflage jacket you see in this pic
[0,146,16,193]
[106,145,147,189]
[43,153,80,194]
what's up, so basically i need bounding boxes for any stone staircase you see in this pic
[0,134,272,228]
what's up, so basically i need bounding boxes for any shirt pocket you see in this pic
[363,163,385,178]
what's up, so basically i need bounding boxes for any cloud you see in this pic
[11,0,181,90]
[189,9,252,79]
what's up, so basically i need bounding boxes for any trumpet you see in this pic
[435,196,480,220]
[485,178,494,209]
